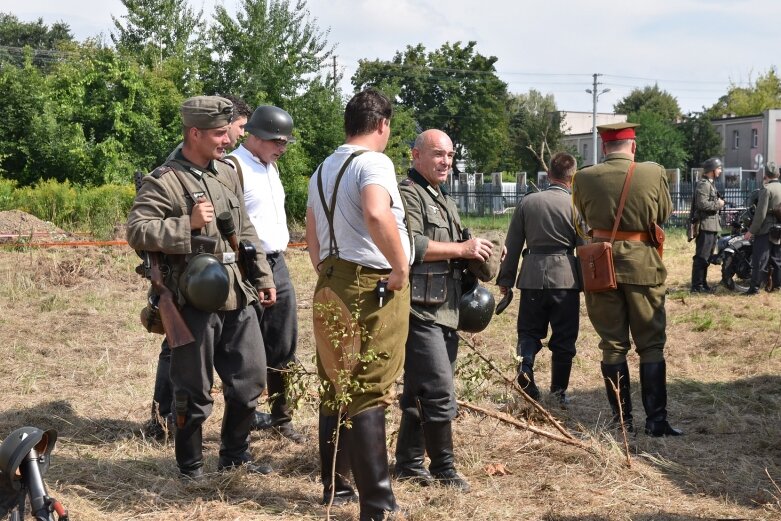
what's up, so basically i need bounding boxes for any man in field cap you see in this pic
[128,95,276,479]
[572,121,682,437]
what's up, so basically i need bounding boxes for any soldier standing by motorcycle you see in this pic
[127,96,276,479]
[691,157,725,293]
[744,163,781,295]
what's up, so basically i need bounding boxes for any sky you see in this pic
[6,0,781,114]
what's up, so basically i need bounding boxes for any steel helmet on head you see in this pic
[179,254,230,312]
[702,157,722,174]
[245,105,296,143]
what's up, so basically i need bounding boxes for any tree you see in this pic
[678,111,722,173]
[707,67,781,118]
[0,13,72,68]
[508,90,564,174]
[630,110,688,170]
[206,0,334,107]
[352,41,510,173]
[614,84,682,122]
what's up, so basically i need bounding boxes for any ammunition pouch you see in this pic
[140,292,165,335]
[410,260,450,305]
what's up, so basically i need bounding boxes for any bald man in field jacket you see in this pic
[572,122,682,437]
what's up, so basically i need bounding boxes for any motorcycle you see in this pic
[713,215,753,292]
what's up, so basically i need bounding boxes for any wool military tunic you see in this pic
[694,177,722,233]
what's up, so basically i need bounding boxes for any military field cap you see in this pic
[180,96,234,129]
[597,122,639,142]
[468,240,502,283]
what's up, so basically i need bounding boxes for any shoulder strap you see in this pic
[223,155,244,191]
[316,150,367,257]
[609,162,636,243]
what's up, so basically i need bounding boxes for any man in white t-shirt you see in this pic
[306,88,411,519]
[225,105,305,444]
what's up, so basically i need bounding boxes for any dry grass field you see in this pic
[0,227,780,520]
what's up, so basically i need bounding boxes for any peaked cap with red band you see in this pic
[597,122,639,142]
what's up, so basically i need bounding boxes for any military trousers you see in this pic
[584,283,667,365]
[399,317,459,423]
[517,288,579,364]
[171,305,267,427]
[750,233,781,288]
[313,257,410,416]
[254,252,298,369]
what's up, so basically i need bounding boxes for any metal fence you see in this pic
[448,186,757,229]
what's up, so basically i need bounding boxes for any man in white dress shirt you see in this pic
[226,105,305,443]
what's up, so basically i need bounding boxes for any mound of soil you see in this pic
[0,210,71,243]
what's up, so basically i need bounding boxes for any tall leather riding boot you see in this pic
[175,423,203,480]
[392,412,433,485]
[550,360,572,405]
[517,341,540,400]
[218,402,272,474]
[601,362,634,432]
[639,361,683,437]
[422,420,470,492]
[347,407,399,521]
[319,413,356,505]
[691,258,708,292]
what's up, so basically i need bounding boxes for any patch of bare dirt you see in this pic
[0,210,72,243]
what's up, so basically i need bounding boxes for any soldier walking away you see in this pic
[572,122,682,437]
[744,163,781,295]
[306,88,411,520]
[496,152,583,405]
[392,129,496,493]
[691,157,725,293]
[128,96,277,479]
[226,105,305,443]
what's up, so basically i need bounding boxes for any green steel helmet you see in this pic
[457,281,496,333]
[179,254,229,312]
[245,105,296,143]
[0,427,57,492]
[702,157,722,174]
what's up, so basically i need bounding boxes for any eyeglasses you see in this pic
[271,139,290,147]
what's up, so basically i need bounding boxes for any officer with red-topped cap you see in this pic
[572,122,682,438]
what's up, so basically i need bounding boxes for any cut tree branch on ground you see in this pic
[459,332,575,441]
[607,376,632,468]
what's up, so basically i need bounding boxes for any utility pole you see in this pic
[332,55,338,97]
[585,73,610,164]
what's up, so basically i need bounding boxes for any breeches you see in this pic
[584,283,667,365]
[313,257,410,416]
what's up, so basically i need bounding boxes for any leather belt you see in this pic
[590,229,651,242]
[526,246,574,255]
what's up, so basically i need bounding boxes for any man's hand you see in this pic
[386,265,410,292]
[498,285,509,296]
[460,237,493,261]
[258,287,277,307]
[744,231,753,241]
[190,196,214,230]
[718,198,726,209]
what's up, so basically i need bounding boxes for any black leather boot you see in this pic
[639,361,683,437]
[319,412,357,505]
[218,402,272,474]
[392,412,433,485]
[175,422,204,480]
[423,420,470,492]
[265,370,306,443]
[550,360,572,405]
[348,407,399,521]
[601,362,634,432]
[517,341,540,400]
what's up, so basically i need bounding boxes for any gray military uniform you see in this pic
[127,152,274,474]
[691,176,721,289]
[497,184,583,397]
[749,178,781,289]
[398,170,463,422]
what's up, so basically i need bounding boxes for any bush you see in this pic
[75,184,136,239]
[0,177,17,210]
[15,178,78,228]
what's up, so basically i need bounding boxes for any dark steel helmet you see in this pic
[702,157,722,173]
[245,105,296,143]
[0,427,57,492]
[457,281,496,333]
[179,254,230,312]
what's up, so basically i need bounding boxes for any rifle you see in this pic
[133,171,195,348]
